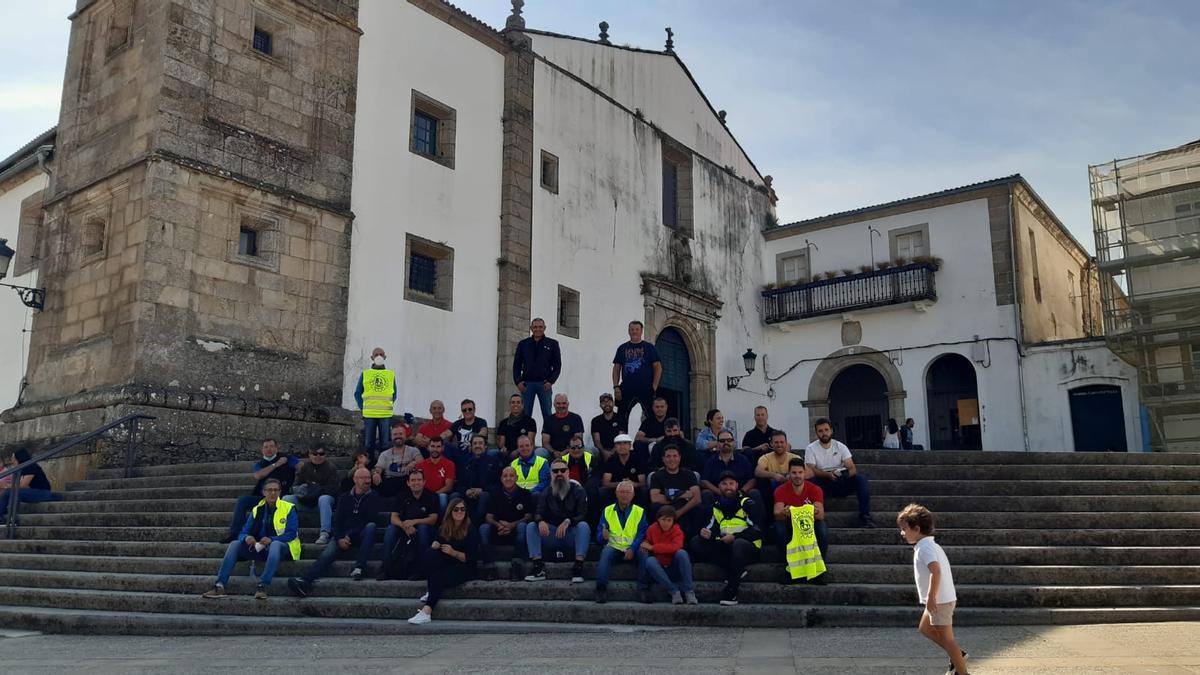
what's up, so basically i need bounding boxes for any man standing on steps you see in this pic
[355,347,396,458]
[287,467,381,596]
[689,472,762,607]
[612,320,662,431]
[282,444,340,545]
[222,440,297,544]
[203,478,300,600]
[525,459,590,584]
[804,418,875,528]
[513,317,562,427]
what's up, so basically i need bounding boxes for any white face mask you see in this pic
[372,356,385,367]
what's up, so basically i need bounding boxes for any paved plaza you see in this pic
[1,622,1197,674]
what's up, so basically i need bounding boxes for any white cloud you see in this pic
[0,81,62,112]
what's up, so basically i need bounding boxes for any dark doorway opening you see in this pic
[829,364,887,448]
[1069,385,1127,452]
[656,328,692,436]
[926,354,982,450]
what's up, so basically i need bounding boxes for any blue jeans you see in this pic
[520,380,553,423]
[282,494,334,534]
[595,546,643,591]
[227,495,262,538]
[774,518,829,562]
[381,523,436,575]
[215,540,294,587]
[527,521,591,560]
[362,417,391,454]
[300,523,378,583]
[0,488,56,517]
[479,521,529,562]
[640,549,694,593]
[811,474,872,518]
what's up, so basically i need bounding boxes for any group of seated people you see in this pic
[203,399,873,624]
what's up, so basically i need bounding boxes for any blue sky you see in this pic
[3,1,1197,248]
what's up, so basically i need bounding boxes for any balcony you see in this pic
[762,262,938,324]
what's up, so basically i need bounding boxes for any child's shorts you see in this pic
[924,601,956,626]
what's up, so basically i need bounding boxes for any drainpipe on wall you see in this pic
[1008,188,1031,452]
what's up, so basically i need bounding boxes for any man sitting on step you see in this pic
[804,418,875,528]
[282,444,340,545]
[203,478,300,600]
[288,467,382,596]
[221,439,298,544]
[524,459,590,583]
[377,469,439,580]
[689,471,763,607]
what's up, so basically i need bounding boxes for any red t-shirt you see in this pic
[418,419,452,440]
[414,457,456,493]
[774,480,823,508]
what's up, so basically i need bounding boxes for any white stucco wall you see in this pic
[342,1,505,421]
[529,34,764,187]
[0,171,47,416]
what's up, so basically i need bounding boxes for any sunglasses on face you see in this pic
[720,438,734,443]
[569,445,583,450]
[451,507,467,512]
[312,451,326,456]
[462,408,474,413]
[551,468,568,474]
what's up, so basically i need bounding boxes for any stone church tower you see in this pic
[1,0,362,460]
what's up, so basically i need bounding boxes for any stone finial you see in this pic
[505,0,525,30]
[718,110,727,123]
[599,21,610,44]
[664,27,674,53]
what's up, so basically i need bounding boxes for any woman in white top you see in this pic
[882,418,901,449]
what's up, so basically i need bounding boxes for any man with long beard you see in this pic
[524,459,590,584]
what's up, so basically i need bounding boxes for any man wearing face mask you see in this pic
[355,347,396,458]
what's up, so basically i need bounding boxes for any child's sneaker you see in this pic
[946,650,969,674]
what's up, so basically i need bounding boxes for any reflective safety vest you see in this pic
[250,498,302,561]
[360,369,396,419]
[712,497,762,549]
[511,456,547,491]
[603,503,644,552]
[564,451,593,469]
[786,504,827,581]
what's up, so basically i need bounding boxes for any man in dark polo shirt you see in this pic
[600,434,646,507]
[541,393,585,457]
[497,394,540,460]
[740,406,777,464]
[589,393,622,461]
[378,470,439,580]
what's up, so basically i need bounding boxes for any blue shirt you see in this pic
[695,426,732,451]
[460,452,502,492]
[702,452,754,488]
[612,341,660,391]
[514,455,550,495]
[597,502,648,549]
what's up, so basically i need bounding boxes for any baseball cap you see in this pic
[614,433,634,444]
[717,470,739,483]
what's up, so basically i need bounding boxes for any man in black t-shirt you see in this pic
[449,398,489,459]
[600,434,646,507]
[611,320,662,430]
[0,449,56,521]
[496,394,540,460]
[740,405,778,465]
[379,470,439,580]
[648,444,702,536]
[541,393,585,456]
[589,393,621,460]
[635,397,670,466]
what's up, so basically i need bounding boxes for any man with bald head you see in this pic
[542,393,585,457]
[594,480,647,603]
[288,467,382,596]
[414,400,453,450]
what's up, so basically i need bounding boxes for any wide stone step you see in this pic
[850,450,1200,466]
[867,480,1200,496]
[860,464,1200,480]
[89,462,259,479]
[60,486,250,501]
[68,474,254,491]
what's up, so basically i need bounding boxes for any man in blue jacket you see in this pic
[288,468,382,596]
[203,478,299,600]
[454,434,502,522]
[513,318,561,426]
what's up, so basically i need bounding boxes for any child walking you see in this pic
[897,503,969,675]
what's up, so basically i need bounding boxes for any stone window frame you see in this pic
[230,206,283,273]
[557,284,580,339]
[776,248,810,285]
[410,91,456,170]
[540,150,559,194]
[104,0,135,60]
[78,207,111,265]
[888,222,930,261]
[661,138,694,237]
[404,233,454,311]
[14,189,46,278]
[249,4,291,67]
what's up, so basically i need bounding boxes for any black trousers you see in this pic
[689,535,759,592]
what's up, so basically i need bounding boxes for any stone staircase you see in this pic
[2,449,1200,634]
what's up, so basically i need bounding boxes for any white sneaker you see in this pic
[350,567,363,580]
[315,532,331,545]
[407,609,431,625]
[418,591,429,604]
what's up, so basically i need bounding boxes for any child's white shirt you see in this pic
[913,536,957,605]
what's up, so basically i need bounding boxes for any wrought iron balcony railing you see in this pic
[762,262,938,323]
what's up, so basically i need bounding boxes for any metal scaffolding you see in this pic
[1091,139,1200,451]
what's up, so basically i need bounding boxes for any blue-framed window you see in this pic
[412,111,438,157]
[408,252,437,295]
[253,28,273,56]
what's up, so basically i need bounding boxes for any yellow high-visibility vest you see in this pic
[250,498,302,561]
[603,503,644,552]
[361,369,395,419]
[511,456,547,491]
[786,504,827,581]
[713,497,762,549]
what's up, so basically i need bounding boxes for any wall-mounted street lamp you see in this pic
[0,238,46,311]
[726,348,758,390]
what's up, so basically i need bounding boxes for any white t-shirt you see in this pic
[804,440,852,472]
[913,536,956,605]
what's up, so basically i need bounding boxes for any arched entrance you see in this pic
[829,364,888,448]
[925,354,981,450]
[656,327,692,434]
[1069,385,1127,452]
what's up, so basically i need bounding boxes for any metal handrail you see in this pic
[3,414,154,539]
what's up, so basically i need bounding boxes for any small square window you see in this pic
[239,228,259,257]
[253,28,273,56]
[557,285,580,339]
[541,150,559,194]
[82,215,107,259]
[403,233,454,311]
[661,138,693,236]
[412,111,438,157]
[408,252,438,295]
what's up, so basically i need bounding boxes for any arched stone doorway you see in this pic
[804,347,906,444]
[925,354,981,450]
[829,364,888,448]
[656,328,692,434]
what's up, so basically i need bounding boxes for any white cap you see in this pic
[614,433,634,444]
